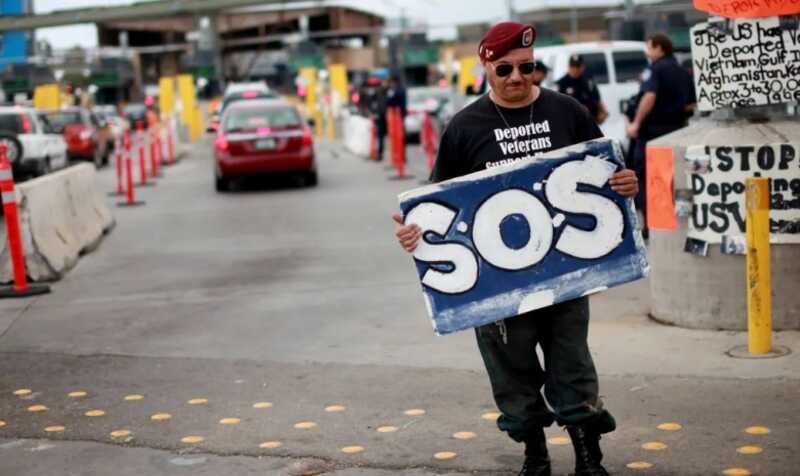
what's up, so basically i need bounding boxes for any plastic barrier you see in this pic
[136,121,151,187]
[0,145,51,297]
[0,162,115,283]
[111,134,124,196]
[370,115,379,161]
[117,130,144,208]
[389,107,406,179]
[421,112,437,174]
[341,111,373,158]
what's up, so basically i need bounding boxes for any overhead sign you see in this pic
[693,0,800,19]
[687,143,800,244]
[398,139,649,335]
[690,16,800,111]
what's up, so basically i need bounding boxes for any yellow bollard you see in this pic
[314,110,324,139]
[745,177,771,354]
[325,110,335,141]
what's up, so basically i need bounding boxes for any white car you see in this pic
[0,106,68,179]
[534,41,650,148]
[404,86,465,142]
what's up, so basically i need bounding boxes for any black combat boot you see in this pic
[518,428,551,476]
[566,425,610,476]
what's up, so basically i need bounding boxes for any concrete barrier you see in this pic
[342,112,373,159]
[0,163,114,283]
[647,118,800,330]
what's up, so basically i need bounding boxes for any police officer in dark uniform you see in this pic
[556,55,608,124]
[532,60,549,86]
[627,33,695,235]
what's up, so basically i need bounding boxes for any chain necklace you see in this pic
[491,89,535,130]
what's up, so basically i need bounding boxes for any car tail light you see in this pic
[351,92,360,103]
[215,135,229,152]
[302,127,313,147]
[19,114,32,133]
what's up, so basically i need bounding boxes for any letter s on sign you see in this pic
[546,157,625,259]
[404,202,479,294]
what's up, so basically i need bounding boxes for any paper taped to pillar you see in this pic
[690,17,800,112]
[687,143,800,244]
[398,139,649,335]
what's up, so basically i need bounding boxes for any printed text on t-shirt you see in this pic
[488,120,553,169]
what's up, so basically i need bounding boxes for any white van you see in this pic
[534,41,649,148]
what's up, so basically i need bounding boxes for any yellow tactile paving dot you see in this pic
[259,441,283,449]
[13,389,32,396]
[27,405,47,413]
[181,436,205,444]
[325,405,346,413]
[253,402,273,409]
[85,410,106,417]
[150,413,172,421]
[744,426,770,435]
[293,421,318,429]
[187,398,208,405]
[341,446,365,454]
[110,430,132,439]
[627,461,654,470]
[452,431,477,440]
[404,409,426,416]
[481,412,501,421]
[124,394,144,401]
[547,436,571,445]
[737,445,763,455]
[642,442,668,451]
[434,451,457,460]
[376,426,398,433]
[722,469,752,476]
[657,422,683,431]
[68,391,88,398]
[44,426,65,433]
[219,417,241,425]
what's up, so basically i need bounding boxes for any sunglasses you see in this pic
[493,62,536,77]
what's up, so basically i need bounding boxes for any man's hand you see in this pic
[393,213,422,253]
[609,169,639,197]
[626,121,640,139]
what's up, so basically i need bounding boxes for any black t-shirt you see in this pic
[640,56,694,129]
[431,88,603,182]
[555,74,602,118]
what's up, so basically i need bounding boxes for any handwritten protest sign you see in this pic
[687,143,800,244]
[398,139,649,335]
[690,17,800,112]
[693,0,800,19]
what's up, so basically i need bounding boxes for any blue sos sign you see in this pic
[399,139,649,335]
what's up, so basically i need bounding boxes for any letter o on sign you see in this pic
[473,189,553,270]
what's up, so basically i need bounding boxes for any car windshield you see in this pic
[221,92,276,111]
[223,107,301,133]
[43,111,84,131]
[409,88,452,104]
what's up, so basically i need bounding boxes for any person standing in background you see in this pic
[556,55,608,125]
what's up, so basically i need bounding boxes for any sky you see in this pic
[31,0,632,49]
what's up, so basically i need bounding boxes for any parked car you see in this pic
[404,86,464,143]
[214,98,316,191]
[41,107,109,167]
[534,41,650,148]
[0,106,69,179]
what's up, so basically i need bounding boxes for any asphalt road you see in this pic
[0,137,797,476]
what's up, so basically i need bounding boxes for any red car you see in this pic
[42,108,109,166]
[214,99,317,191]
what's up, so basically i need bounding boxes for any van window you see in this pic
[614,50,649,83]
[583,53,609,84]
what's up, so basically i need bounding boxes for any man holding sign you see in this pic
[393,22,638,476]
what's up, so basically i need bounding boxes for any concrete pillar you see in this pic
[646,118,800,330]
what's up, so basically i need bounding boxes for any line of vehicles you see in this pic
[0,102,154,182]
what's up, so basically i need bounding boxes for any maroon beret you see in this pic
[478,22,537,62]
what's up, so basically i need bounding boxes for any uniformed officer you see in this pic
[626,33,696,235]
[556,55,608,124]
[532,60,548,86]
